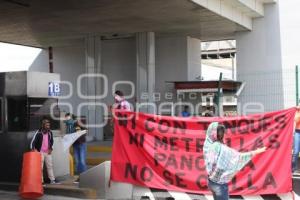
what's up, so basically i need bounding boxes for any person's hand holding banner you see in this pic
[253,147,267,155]
[62,130,87,152]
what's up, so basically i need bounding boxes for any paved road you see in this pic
[134,176,300,200]
[1,176,299,200]
[0,190,87,200]
[294,175,300,198]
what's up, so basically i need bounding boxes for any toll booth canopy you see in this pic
[171,80,242,116]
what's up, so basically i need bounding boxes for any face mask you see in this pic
[65,119,74,125]
[114,95,122,102]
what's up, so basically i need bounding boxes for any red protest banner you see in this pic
[110,108,296,195]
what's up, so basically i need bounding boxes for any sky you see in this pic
[0,42,42,72]
[202,64,233,80]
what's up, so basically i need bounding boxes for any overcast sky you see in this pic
[0,42,42,72]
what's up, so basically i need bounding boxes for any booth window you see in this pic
[0,98,2,132]
[28,98,60,131]
[7,97,28,132]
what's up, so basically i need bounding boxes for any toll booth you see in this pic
[171,81,244,117]
[0,71,69,182]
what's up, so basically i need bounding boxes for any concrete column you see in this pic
[187,37,202,81]
[136,32,155,113]
[155,36,188,113]
[236,3,284,113]
[155,36,202,115]
[232,56,236,81]
[85,35,103,141]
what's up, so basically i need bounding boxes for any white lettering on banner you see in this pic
[62,130,87,152]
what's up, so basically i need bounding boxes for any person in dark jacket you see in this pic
[64,113,76,134]
[30,118,56,184]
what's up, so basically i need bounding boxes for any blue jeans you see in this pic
[208,179,229,200]
[292,131,300,172]
[73,143,87,174]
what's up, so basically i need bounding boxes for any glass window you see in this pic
[0,98,2,132]
[7,97,28,132]
[28,98,60,131]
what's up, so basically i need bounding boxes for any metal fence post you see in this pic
[296,65,299,106]
[216,73,223,116]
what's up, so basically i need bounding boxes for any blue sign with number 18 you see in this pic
[48,82,60,97]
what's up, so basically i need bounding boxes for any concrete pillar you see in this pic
[155,36,188,114]
[232,56,236,81]
[155,36,201,115]
[136,32,155,113]
[235,3,285,113]
[85,35,103,140]
[187,37,202,81]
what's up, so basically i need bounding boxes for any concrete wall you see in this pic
[155,36,187,104]
[101,38,136,106]
[155,36,202,114]
[52,43,86,117]
[235,3,284,112]
[187,37,202,81]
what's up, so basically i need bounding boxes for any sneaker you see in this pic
[50,180,58,184]
[293,170,300,178]
[293,170,300,176]
[73,177,80,184]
